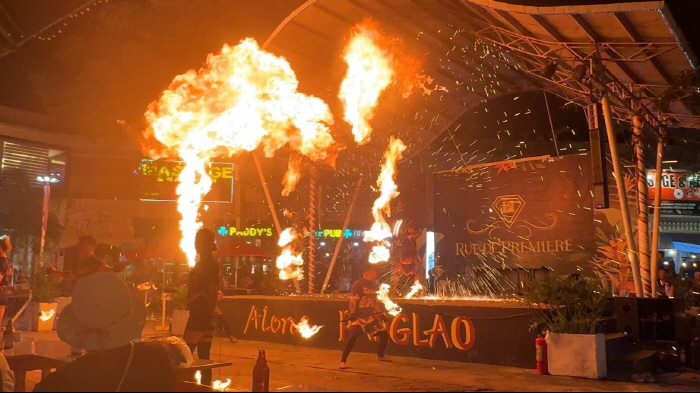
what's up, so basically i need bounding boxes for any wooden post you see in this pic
[307,166,317,294]
[322,176,363,293]
[650,131,665,298]
[633,116,651,297]
[253,152,282,235]
[601,96,643,297]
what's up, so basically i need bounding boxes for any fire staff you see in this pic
[340,264,391,370]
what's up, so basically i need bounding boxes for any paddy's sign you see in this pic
[219,297,535,369]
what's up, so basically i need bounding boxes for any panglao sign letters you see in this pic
[434,155,596,275]
[219,296,535,368]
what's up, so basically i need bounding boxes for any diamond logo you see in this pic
[492,195,525,228]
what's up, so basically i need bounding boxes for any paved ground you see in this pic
[23,330,700,392]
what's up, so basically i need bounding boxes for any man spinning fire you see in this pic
[340,264,391,370]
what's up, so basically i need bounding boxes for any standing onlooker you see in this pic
[657,268,676,298]
[34,272,176,392]
[0,236,13,326]
[183,228,220,386]
[47,235,115,281]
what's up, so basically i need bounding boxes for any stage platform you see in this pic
[219,295,536,369]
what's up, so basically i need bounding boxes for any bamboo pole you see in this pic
[253,152,300,293]
[633,116,651,297]
[253,152,282,235]
[322,176,363,293]
[650,131,665,298]
[601,96,643,297]
[307,166,318,294]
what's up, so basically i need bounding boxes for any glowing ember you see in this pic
[212,379,232,392]
[276,228,304,280]
[294,316,324,339]
[377,283,402,316]
[195,371,202,385]
[143,38,339,266]
[364,138,406,263]
[405,281,423,299]
[40,309,56,322]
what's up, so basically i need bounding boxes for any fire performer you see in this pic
[395,227,422,293]
[340,264,391,370]
[184,228,235,385]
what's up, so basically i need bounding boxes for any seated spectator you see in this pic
[0,352,14,392]
[34,272,176,392]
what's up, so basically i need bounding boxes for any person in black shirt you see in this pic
[340,264,390,370]
[184,228,220,386]
[47,235,124,281]
[0,236,13,326]
[34,272,176,392]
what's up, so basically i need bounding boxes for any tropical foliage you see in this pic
[522,276,609,335]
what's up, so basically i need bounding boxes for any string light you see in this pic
[34,0,109,42]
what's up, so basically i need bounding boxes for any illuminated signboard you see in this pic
[217,226,365,239]
[648,171,700,216]
[138,159,234,203]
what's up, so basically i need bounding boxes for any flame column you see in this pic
[307,166,318,294]
[634,116,651,297]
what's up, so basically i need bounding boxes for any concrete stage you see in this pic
[219,295,536,369]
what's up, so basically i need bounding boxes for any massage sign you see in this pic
[434,155,596,275]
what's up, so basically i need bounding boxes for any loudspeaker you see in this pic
[586,104,609,209]
[614,297,683,342]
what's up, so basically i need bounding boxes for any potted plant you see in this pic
[169,284,190,337]
[523,276,609,379]
[30,273,62,332]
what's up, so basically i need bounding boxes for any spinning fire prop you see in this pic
[294,316,324,339]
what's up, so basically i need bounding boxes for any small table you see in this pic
[2,337,74,392]
[176,359,233,381]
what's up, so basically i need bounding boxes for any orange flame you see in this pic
[40,309,56,322]
[282,155,303,197]
[276,228,304,280]
[294,316,324,339]
[364,137,406,263]
[143,38,339,266]
[405,280,423,299]
[339,19,442,145]
[377,283,402,316]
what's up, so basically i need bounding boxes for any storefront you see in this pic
[648,170,700,278]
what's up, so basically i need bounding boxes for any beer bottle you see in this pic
[3,321,14,349]
[252,349,270,392]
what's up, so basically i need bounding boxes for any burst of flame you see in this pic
[392,219,404,237]
[195,371,202,385]
[276,228,304,280]
[339,19,428,145]
[143,38,340,266]
[377,283,402,316]
[212,379,232,391]
[40,309,56,322]
[339,20,395,145]
[294,316,324,339]
[363,138,407,263]
[137,282,158,291]
[282,155,303,197]
[405,280,423,299]
[369,244,391,265]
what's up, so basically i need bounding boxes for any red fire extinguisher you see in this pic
[536,335,549,375]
